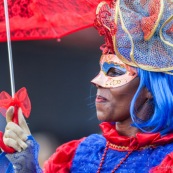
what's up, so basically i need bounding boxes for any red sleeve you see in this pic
[43,137,85,173]
[150,152,173,173]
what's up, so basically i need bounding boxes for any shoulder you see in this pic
[78,133,106,149]
[43,134,105,173]
[43,137,85,173]
[70,134,106,172]
[150,142,173,173]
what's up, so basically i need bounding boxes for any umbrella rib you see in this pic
[3,0,15,97]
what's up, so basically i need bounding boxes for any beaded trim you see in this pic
[97,141,157,173]
[109,142,156,151]
[97,142,133,173]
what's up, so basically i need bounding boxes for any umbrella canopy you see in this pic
[0,0,111,41]
[0,0,109,154]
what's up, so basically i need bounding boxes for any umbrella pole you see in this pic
[3,0,15,97]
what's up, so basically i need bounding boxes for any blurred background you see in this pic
[0,27,103,164]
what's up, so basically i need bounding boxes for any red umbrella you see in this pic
[0,0,111,153]
[0,0,108,41]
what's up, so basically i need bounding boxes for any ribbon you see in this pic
[0,87,31,153]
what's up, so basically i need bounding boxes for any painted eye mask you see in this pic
[102,62,127,77]
[91,54,137,88]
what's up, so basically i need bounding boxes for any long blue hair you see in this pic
[130,68,173,135]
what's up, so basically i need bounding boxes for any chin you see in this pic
[97,112,106,121]
[96,112,113,122]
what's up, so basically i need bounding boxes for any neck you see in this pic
[115,118,140,137]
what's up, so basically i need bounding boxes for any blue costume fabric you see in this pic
[1,122,173,173]
[43,122,173,172]
[71,134,173,172]
[0,136,42,173]
[0,152,14,173]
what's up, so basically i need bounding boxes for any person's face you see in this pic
[95,77,139,122]
[91,54,139,122]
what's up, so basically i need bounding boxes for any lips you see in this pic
[96,95,108,103]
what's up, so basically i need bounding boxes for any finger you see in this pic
[4,129,28,150]
[18,108,31,135]
[6,122,28,141]
[3,137,22,152]
[6,106,14,123]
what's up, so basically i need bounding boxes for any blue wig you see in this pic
[130,68,173,135]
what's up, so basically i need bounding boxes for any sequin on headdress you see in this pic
[94,0,173,73]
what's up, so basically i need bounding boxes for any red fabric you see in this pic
[0,87,31,118]
[0,0,112,41]
[43,137,85,173]
[0,87,31,153]
[100,122,173,151]
[141,0,162,40]
[101,122,173,171]
[150,152,173,173]
[94,1,116,54]
[0,131,15,153]
[43,122,173,172]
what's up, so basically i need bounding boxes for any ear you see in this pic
[144,88,153,100]
[135,88,154,120]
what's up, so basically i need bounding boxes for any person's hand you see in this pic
[3,106,31,152]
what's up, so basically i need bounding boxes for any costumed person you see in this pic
[1,0,173,172]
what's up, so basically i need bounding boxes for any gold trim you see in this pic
[160,15,173,47]
[113,0,173,72]
[112,0,137,67]
[117,1,136,66]
[165,71,173,75]
[109,143,129,150]
[96,1,107,15]
[96,1,112,31]
[109,142,156,151]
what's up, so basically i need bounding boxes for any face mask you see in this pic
[91,54,137,88]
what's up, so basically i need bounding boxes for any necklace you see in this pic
[97,142,133,173]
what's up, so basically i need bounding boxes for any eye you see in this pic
[107,67,126,77]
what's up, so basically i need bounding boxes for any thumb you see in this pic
[6,106,14,123]
[18,108,31,135]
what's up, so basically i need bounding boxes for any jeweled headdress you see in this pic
[94,0,173,73]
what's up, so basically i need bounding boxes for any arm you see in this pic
[2,106,85,173]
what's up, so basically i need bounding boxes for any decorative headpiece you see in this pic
[94,0,173,73]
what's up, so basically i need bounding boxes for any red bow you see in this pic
[0,87,31,153]
[0,87,31,118]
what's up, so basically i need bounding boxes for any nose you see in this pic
[91,77,102,88]
[91,72,104,88]
[95,83,102,88]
